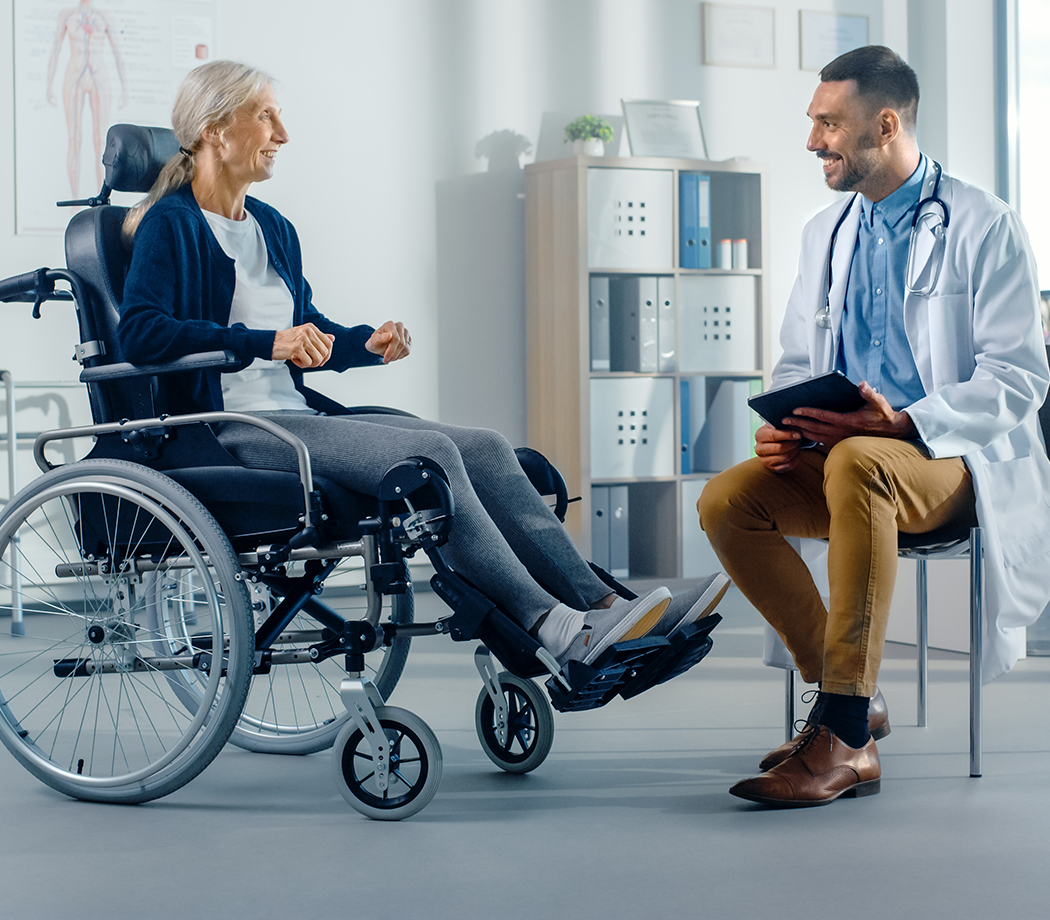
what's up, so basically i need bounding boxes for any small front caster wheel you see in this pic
[475,672,555,774]
[332,706,442,820]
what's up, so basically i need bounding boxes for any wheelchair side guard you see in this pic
[360,456,456,596]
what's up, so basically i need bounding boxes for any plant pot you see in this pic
[573,138,605,156]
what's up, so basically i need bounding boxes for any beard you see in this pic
[821,132,880,192]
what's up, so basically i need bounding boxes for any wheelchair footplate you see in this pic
[618,614,721,700]
[544,638,667,713]
[544,614,722,712]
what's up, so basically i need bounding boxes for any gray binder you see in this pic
[589,276,611,372]
[611,276,658,372]
[591,485,611,571]
[608,484,630,578]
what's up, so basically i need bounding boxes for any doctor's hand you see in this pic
[785,380,918,449]
[273,323,335,368]
[755,423,806,473]
[366,320,412,364]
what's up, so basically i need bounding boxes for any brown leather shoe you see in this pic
[758,687,891,771]
[731,725,881,807]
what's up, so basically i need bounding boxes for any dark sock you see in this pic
[816,691,870,749]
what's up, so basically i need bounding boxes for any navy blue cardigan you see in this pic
[118,185,381,416]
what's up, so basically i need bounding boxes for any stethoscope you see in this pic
[815,159,949,329]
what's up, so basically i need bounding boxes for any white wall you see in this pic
[0,0,998,430]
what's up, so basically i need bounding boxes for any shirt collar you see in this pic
[859,154,927,229]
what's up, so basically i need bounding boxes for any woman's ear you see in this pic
[200,123,224,149]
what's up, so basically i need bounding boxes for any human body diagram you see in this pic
[46,1,129,198]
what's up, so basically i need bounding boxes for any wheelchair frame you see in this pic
[0,124,722,820]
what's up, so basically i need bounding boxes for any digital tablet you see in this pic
[747,372,865,431]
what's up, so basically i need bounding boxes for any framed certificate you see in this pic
[620,99,709,160]
[799,11,869,71]
[701,3,776,69]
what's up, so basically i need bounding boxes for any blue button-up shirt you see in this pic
[836,157,928,411]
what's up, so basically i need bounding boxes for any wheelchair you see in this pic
[0,124,723,820]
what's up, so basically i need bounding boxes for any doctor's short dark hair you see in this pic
[821,45,920,131]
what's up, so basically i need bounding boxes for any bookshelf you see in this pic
[524,155,771,578]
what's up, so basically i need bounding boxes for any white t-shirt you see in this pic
[202,209,311,412]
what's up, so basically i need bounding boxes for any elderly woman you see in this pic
[117,60,728,668]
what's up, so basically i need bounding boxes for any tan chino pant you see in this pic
[698,437,976,696]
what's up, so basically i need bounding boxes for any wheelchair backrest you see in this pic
[65,125,180,424]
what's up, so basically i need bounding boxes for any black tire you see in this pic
[0,460,253,803]
[331,705,442,820]
[475,672,555,774]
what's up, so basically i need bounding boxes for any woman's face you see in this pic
[216,83,289,186]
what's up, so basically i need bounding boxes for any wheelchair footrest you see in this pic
[618,614,722,701]
[544,638,669,713]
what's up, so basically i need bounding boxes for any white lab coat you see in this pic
[770,164,1050,683]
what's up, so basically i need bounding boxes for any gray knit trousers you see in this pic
[216,412,610,629]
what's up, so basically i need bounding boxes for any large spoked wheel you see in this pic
[0,460,253,803]
[331,705,442,820]
[475,671,555,774]
[147,573,413,756]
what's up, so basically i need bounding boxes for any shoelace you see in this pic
[791,722,835,756]
[789,688,823,735]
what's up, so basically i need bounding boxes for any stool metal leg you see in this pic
[785,669,796,742]
[916,556,928,727]
[970,527,983,777]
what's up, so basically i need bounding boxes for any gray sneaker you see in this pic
[556,587,672,667]
[652,573,730,638]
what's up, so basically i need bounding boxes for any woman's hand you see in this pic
[366,320,412,364]
[272,323,335,368]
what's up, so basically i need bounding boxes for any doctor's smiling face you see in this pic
[807,79,886,198]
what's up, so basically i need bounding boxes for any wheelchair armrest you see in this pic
[33,410,319,541]
[79,350,242,382]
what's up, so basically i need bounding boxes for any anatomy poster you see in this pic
[14,0,217,235]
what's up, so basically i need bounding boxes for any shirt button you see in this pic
[876,288,882,295]
[878,238,885,244]
[873,339,882,346]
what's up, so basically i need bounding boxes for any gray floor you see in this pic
[2,583,1049,920]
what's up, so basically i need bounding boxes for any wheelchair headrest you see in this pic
[102,125,181,193]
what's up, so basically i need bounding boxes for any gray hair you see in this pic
[123,60,273,237]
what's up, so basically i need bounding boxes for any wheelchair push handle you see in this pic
[0,267,78,317]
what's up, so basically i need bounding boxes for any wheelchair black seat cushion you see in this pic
[165,467,377,547]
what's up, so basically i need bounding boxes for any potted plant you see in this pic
[564,115,613,156]
[475,130,533,171]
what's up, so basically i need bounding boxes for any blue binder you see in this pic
[679,173,711,269]
[680,378,691,474]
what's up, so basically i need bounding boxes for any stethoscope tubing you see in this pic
[815,159,948,329]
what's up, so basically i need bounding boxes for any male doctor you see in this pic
[699,45,1050,807]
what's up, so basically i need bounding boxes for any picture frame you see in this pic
[701,3,776,69]
[799,10,869,71]
[620,99,709,160]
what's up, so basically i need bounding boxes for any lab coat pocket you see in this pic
[925,292,974,384]
[985,456,1050,567]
